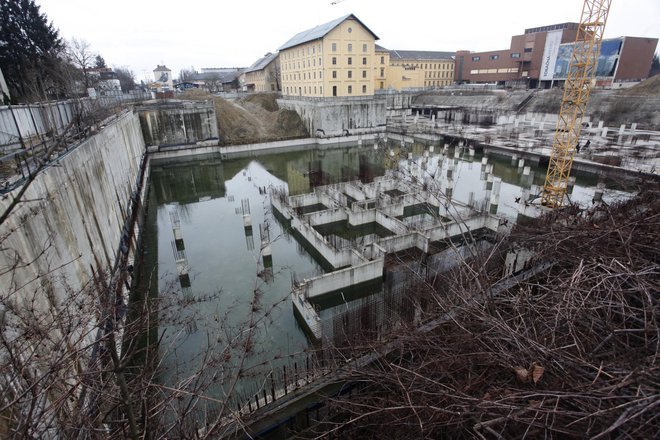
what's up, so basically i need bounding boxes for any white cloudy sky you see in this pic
[36,0,659,82]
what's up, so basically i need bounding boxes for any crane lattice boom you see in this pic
[541,0,612,207]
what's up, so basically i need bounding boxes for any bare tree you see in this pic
[114,67,136,92]
[178,66,197,83]
[66,37,98,92]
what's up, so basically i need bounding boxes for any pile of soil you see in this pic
[179,91,308,145]
[620,74,660,95]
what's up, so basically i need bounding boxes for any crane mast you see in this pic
[541,0,612,207]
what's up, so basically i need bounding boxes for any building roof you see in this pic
[153,65,171,72]
[388,50,455,61]
[375,44,389,52]
[278,13,379,51]
[190,69,244,83]
[245,52,278,73]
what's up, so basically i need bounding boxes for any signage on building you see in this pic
[540,30,563,80]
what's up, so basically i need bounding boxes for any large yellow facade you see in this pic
[374,47,455,90]
[280,15,378,98]
[244,53,280,92]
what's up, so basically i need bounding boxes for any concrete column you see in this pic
[601,127,608,138]
[619,124,626,135]
[598,121,604,129]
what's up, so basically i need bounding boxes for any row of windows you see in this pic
[392,62,453,70]
[473,53,523,61]
[469,67,519,74]
[331,42,369,53]
[283,84,369,95]
[425,71,452,78]
[283,58,323,70]
[284,71,323,81]
[424,80,452,86]
[282,45,323,59]
[331,56,369,65]
[331,70,369,79]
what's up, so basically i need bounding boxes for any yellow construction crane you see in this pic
[541,0,612,207]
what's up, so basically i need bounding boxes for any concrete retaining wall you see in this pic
[278,96,387,135]
[137,100,218,147]
[0,111,145,311]
[304,257,385,299]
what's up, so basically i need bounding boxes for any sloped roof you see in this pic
[278,14,379,51]
[375,44,389,52]
[154,65,171,71]
[389,50,455,61]
[245,52,279,73]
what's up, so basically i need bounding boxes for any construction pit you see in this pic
[270,175,501,340]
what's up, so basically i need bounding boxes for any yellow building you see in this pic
[244,52,280,92]
[279,14,379,98]
[375,46,455,90]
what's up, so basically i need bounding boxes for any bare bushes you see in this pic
[304,184,659,439]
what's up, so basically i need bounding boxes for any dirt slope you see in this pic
[179,91,308,145]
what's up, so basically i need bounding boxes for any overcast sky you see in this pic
[36,0,659,82]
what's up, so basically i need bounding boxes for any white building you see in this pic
[153,65,173,91]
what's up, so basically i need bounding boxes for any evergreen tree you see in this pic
[94,54,107,69]
[0,0,66,102]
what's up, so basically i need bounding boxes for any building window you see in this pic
[380,68,384,77]
[489,55,499,60]
[332,42,337,52]
[320,86,322,94]
[320,71,322,78]
[348,43,352,52]
[380,81,384,89]
[363,43,367,52]
[362,70,367,78]
[511,53,521,59]
[472,56,480,61]
[348,85,352,94]
[347,27,352,33]
[319,57,322,65]
[348,57,352,65]
[348,70,352,79]
[362,85,367,93]
[380,56,385,64]
[332,57,337,65]
[332,70,337,79]
[362,57,367,65]
[332,85,337,96]
[524,48,533,53]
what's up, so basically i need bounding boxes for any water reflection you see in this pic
[137,141,631,405]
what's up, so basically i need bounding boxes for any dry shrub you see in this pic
[304,183,659,439]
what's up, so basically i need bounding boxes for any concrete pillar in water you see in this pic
[447,162,454,179]
[539,122,544,131]
[431,114,436,123]
[598,121,604,129]
[358,139,362,146]
[619,124,626,136]
[243,214,252,228]
[523,165,531,176]
[631,123,637,133]
[601,127,608,138]
[518,158,525,168]
[446,179,454,199]
[429,145,435,153]
[454,148,460,159]
[514,118,520,128]
[414,112,419,124]
[490,177,502,214]
[486,172,494,191]
[482,156,489,165]
[593,182,605,203]
[408,152,413,160]
[468,147,475,157]
[566,176,576,194]
[511,155,518,166]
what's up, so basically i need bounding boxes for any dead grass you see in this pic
[178,91,308,145]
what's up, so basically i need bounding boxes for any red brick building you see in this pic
[455,23,657,89]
